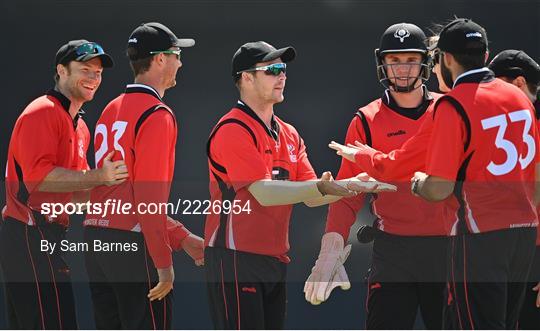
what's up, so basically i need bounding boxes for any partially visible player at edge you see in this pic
[489,49,540,329]
[1,40,120,329]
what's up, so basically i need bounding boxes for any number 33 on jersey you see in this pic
[425,73,539,235]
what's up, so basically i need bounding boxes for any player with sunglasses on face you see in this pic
[83,22,204,329]
[0,40,119,329]
[204,41,393,330]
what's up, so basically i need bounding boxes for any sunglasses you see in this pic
[74,42,106,59]
[150,49,181,59]
[238,63,287,76]
[59,42,106,64]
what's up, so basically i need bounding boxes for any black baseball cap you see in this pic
[433,18,487,54]
[55,39,114,68]
[127,22,195,61]
[489,50,540,85]
[232,41,296,76]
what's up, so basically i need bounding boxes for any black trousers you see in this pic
[518,245,540,330]
[0,217,77,329]
[84,226,171,329]
[365,233,448,329]
[444,228,536,330]
[205,246,287,330]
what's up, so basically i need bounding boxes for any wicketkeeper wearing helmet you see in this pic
[305,23,449,329]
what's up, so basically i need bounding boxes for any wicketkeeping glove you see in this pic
[304,232,351,305]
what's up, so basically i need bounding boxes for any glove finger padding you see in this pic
[315,244,352,303]
[324,265,351,300]
[304,233,351,305]
[341,243,352,262]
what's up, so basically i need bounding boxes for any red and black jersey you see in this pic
[205,101,317,263]
[353,109,435,182]
[326,88,449,240]
[4,89,90,226]
[426,68,539,235]
[85,84,189,269]
[537,105,540,245]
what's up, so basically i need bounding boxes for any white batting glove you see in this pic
[304,232,351,305]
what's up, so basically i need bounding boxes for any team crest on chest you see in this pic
[78,138,85,158]
[287,144,297,162]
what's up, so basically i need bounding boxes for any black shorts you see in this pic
[518,245,540,330]
[444,227,536,329]
[84,226,171,329]
[365,232,448,329]
[205,246,287,330]
[0,217,77,329]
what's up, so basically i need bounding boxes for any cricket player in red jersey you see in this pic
[204,41,391,330]
[329,36,451,183]
[305,23,450,329]
[488,49,540,329]
[412,18,539,329]
[0,40,121,329]
[83,23,203,329]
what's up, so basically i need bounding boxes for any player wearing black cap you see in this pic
[0,40,120,329]
[489,50,540,115]
[204,41,390,330]
[83,22,203,329]
[489,50,540,329]
[412,18,539,329]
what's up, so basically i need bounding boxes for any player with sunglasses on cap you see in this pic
[83,22,203,329]
[0,40,120,329]
[409,18,539,329]
[489,49,540,329]
[204,41,393,330]
[306,23,451,329]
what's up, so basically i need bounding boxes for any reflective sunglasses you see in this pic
[238,63,287,76]
[59,42,106,64]
[150,49,181,59]
[74,42,106,60]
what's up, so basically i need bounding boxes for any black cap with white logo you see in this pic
[127,22,195,61]
[434,18,487,54]
[55,39,114,68]
[489,50,540,85]
[232,41,296,77]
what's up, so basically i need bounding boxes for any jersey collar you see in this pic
[453,67,494,88]
[382,85,434,120]
[46,89,84,129]
[236,100,280,140]
[125,84,163,101]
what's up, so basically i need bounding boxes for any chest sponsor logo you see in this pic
[387,130,406,138]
